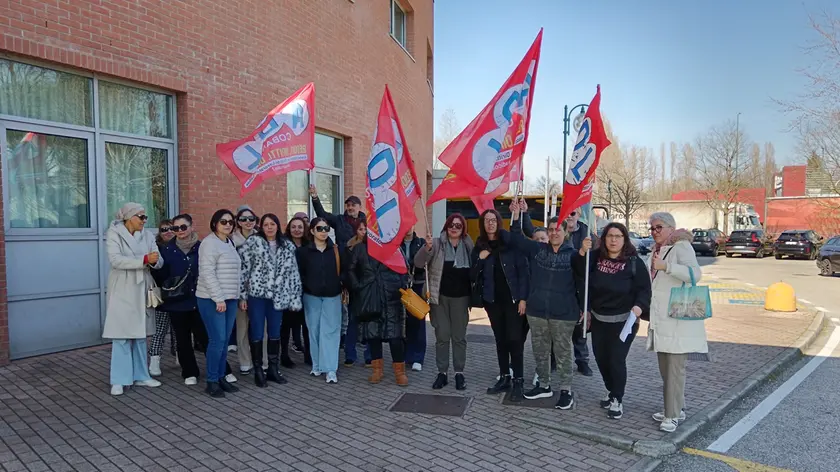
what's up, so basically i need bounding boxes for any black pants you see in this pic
[590,317,638,402]
[281,309,308,357]
[573,322,590,365]
[369,338,406,363]
[486,301,527,378]
[169,310,202,379]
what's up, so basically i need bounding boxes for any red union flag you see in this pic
[428,29,541,212]
[365,86,422,274]
[216,83,315,196]
[557,85,611,223]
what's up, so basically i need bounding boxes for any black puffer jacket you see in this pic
[347,240,408,342]
[295,238,344,298]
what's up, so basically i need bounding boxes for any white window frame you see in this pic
[309,131,344,216]
[390,0,407,49]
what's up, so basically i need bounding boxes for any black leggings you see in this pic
[485,301,527,378]
[369,338,406,363]
[281,310,309,357]
[591,317,638,402]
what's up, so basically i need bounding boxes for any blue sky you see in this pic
[433,0,835,179]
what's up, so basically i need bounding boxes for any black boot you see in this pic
[205,381,225,398]
[218,376,239,393]
[509,378,525,403]
[486,375,512,394]
[267,339,288,384]
[251,341,267,388]
[281,354,295,368]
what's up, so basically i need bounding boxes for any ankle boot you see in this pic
[393,362,409,387]
[250,341,267,387]
[509,377,525,402]
[487,375,512,394]
[218,376,239,393]
[266,339,287,384]
[205,381,225,398]
[368,359,384,384]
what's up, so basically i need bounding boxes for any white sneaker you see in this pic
[326,372,338,383]
[110,385,124,396]
[659,418,678,433]
[149,356,162,377]
[225,374,238,383]
[608,399,623,420]
[184,377,198,386]
[310,370,323,377]
[411,363,422,372]
[652,410,686,423]
[532,372,540,386]
[227,345,237,352]
[239,365,253,374]
[133,379,161,388]
[600,393,612,409]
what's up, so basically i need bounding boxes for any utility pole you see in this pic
[734,112,741,230]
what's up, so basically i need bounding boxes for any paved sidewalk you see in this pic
[0,278,818,472]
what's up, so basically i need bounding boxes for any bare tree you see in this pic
[693,120,750,234]
[433,108,460,169]
[764,142,778,196]
[669,142,678,187]
[597,145,654,227]
[660,142,666,186]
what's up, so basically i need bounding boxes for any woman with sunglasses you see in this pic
[153,214,204,385]
[296,217,344,384]
[102,203,163,396]
[238,213,302,387]
[148,219,177,376]
[230,205,265,375]
[281,215,312,367]
[414,213,474,390]
[196,209,242,398]
[472,209,529,402]
[646,212,706,433]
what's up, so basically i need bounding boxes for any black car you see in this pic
[725,229,774,258]
[691,228,726,256]
[817,236,840,276]
[774,230,823,260]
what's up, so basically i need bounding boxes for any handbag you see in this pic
[667,267,712,320]
[400,258,430,320]
[146,281,163,308]
[160,267,191,301]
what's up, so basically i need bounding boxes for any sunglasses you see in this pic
[568,211,577,217]
[170,224,190,232]
[314,226,330,233]
[238,216,256,223]
[448,222,463,230]
[649,225,665,233]
[136,215,148,221]
[160,227,174,232]
[218,219,234,226]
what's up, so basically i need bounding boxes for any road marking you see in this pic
[745,282,756,287]
[708,326,840,453]
[816,307,829,313]
[684,448,792,471]
[799,299,813,305]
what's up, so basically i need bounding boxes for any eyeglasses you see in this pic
[136,215,148,221]
[314,226,330,233]
[649,225,665,234]
[218,219,234,226]
[605,234,623,240]
[484,218,498,224]
[448,222,463,230]
[238,216,256,223]
[171,224,190,232]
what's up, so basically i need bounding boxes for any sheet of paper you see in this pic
[620,312,638,342]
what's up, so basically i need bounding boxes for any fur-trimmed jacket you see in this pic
[238,235,303,311]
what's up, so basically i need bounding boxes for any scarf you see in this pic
[650,228,692,280]
[443,236,470,269]
[175,232,199,254]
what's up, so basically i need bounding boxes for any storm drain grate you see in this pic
[466,334,497,344]
[688,352,712,362]
[389,393,472,417]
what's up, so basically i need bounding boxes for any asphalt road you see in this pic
[654,255,840,472]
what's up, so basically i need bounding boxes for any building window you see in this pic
[98,81,173,138]
[287,132,344,218]
[390,0,407,49]
[426,40,434,92]
[105,143,169,226]
[0,59,93,126]
[4,130,91,228]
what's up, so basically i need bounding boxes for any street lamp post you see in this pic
[734,112,741,230]
[562,103,588,192]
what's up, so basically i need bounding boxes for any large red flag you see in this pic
[216,83,315,196]
[428,29,542,212]
[365,86,422,274]
[557,85,611,223]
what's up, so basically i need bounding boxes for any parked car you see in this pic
[691,228,726,256]
[636,236,653,255]
[817,236,840,276]
[773,230,823,260]
[725,229,774,258]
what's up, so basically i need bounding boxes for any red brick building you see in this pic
[0,0,434,362]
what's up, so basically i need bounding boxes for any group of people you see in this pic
[102,190,707,433]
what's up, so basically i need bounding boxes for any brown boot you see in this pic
[368,359,384,384]
[393,362,409,387]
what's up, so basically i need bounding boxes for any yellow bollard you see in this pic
[764,282,796,312]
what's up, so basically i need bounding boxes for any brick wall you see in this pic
[0,0,434,362]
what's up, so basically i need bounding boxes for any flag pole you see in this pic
[582,204,597,334]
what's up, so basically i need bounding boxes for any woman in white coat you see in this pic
[102,203,164,396]
[646,211,708,433]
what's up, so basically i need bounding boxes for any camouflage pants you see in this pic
[527,316,576,391]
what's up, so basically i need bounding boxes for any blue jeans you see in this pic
[247,297,283,341]
[303,294,342,373]
[110,339,152,385]
[404,283,427,365]
[197,297,238,382]
[344,310,372,363]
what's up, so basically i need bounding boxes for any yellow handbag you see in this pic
[400,264,430,320]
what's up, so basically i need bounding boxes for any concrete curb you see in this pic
[519,309,827,460]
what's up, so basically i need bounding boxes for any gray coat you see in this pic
[413,233,474,305]
[102,223,163,339]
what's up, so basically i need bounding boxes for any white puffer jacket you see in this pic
[238,235,303,311]
[646,229,709,354]
[196,233,241,303]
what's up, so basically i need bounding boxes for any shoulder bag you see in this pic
[667,266,712,320]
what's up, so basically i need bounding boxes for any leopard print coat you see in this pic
[238,235,303,311]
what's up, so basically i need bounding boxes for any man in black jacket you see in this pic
[400,231,427,371]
